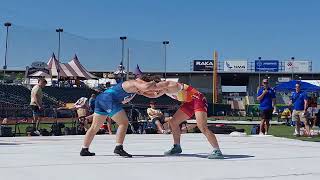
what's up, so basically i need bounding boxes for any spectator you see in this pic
[30,78,47,132]
[257,79,276,135]
[289,83,309,136]
[280,108,292,125]
[308,93,318,109]
[147,101,169,134]
[307,94,318,127]
[74,97,89,117]
[74,97,90,131]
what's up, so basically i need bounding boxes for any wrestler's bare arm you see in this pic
[155,81,179,92]
[133,80,156,92]
[142,89,167,98]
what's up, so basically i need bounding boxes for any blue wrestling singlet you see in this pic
[94,82,136,117]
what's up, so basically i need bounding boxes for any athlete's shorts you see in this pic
[94,92,123,117]
[260,109,273,120]
[179,92,208,118]
[30,105,42,116]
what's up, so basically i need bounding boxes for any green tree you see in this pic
[15,72,24,80]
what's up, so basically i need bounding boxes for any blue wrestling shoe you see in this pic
[164,144,182,155]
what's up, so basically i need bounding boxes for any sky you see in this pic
[0,0,319,72]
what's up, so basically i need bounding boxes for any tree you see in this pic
[15,73,24,81]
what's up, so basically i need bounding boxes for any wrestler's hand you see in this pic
[142,90,165,98]
[143,90,159,96]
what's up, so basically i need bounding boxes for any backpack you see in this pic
[0,126,13,137]
[39,128,50,136]
[51,122,65,136]
[25,126,38,136]
[251,125,260,135]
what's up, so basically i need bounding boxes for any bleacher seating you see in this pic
[0,84,31,107]
[0,84,58,107]
[42,86,96,103]
[0,83,183,118]
[0,85,31,118]
[0,84,61,118]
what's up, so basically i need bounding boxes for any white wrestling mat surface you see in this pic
[0,134,320,180]
[187,120,285,125]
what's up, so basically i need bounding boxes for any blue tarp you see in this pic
[274,80,320,92]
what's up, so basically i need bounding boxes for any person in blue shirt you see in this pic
[257,79,276,135]
[289,83,309,136]
[80,75,158,157]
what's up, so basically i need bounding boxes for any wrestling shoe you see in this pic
[164,144,182,155]
[80,148,95,156]
[114,145,133,158]
[207,149,224,159]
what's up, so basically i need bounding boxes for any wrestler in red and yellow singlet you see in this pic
[166,83,208,118]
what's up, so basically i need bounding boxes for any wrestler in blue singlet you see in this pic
[94,82,136,117]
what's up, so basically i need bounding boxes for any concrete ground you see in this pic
[0,133,320,180]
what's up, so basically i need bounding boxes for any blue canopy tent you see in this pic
[274,80,320,92]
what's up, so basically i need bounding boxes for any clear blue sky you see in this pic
[0,0,319,72]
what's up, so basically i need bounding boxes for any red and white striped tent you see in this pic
[47,53,67,78]
[67,54,97,79]
[47,53,97,80]
[29,70,51,78]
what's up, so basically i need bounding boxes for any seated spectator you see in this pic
[280,108,291,125]
[147,101,169,134]
[74,97,90,130]
[74,97,89,118]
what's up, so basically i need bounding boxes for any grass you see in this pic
[233,124,320,142]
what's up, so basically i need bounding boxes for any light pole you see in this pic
[163,41,169,80]
[126,48,130,80]
[56,28,63,81]
[291,57,295,80]
[120,36,127,81]
[258,57,262,84]
[3,22,12,83]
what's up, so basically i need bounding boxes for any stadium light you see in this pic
[163,41,169,80]
[120,36,127,81]
[3,22,12,83]
[55,28,63,62]
[120,36,127,65]
[56,28,63,83]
